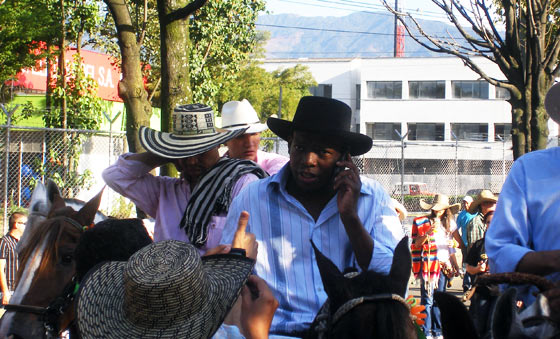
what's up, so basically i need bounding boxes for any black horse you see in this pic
[306,237,417,339]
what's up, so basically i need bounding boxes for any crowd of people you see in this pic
[1,82,559,338]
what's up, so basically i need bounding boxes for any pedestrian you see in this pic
[221,99,289,175]
[456,195,476,293]
[485,82,560,307]
[0,211,27,306]
[76,239,278,339]
[102,103,268,254]
[411,194,461,339]
[220,96,404,336]
[466,190,497,248]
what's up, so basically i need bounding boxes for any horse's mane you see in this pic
[15,217,81,287]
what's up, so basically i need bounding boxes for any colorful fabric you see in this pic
[0,234,18,291]
[220,165,403,334]
[411,217,441,286]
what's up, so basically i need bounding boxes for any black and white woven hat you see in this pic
[139,104,247,159]
[77,240,254,339]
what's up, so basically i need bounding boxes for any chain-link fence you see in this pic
[261,137,514,215]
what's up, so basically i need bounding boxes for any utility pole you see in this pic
[393,0,405,57]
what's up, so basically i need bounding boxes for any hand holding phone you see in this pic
[331,152,349,186]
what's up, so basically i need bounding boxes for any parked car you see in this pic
[392,182,434,196]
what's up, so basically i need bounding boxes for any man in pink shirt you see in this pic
[221,99,289,175]
[103,104,267,254]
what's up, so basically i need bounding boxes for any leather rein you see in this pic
[3,216,85,338]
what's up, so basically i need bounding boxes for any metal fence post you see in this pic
[1,104,19,233]
[496,135,506,185]
[102,111,122,214]
[451,131,458,203]
[395,130,408,205]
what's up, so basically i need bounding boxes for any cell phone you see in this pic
[331,152,349,185]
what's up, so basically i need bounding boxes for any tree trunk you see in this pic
[104,0,152,154]
[157,0,193,177]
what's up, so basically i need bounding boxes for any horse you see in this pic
[0,180,104,338]
[306,236,417,339]
[435,272,560,339]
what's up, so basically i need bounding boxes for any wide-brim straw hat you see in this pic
[267,96,373,156]
[77,240,254,339]
[420,194,460,214]
[139,104,247,159]
[545,82,560,125]
[390,198,408,221]
[220,99,268,134]
[468,189,498,214]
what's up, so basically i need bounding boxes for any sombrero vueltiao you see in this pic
[420,194,461,214]
[267,96,373,156]
[139,104,248,159]
[77,240,254,338]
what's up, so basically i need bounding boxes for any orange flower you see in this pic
[406,296,427,326]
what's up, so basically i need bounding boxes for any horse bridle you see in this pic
[3,216,85,339]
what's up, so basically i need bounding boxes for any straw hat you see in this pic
[468,190,498,214]
[139,104,247,159]
[77,240,254,339]
[545,82,560,125]
[390,198,408,221]
[419,194,460,214]
[220,99,268,134]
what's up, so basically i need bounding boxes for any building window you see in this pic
[451,123,488,141]
[309,84,332,98]
[366,81,402,99]
[408,81,445,99]
[407,123,444,141]
[494,123,512,141]
[452,81,489,99]
[495,87,511,100]
[356,84,361,109]
[366,123,401,141]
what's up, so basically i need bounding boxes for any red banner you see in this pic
[14,49,122,102]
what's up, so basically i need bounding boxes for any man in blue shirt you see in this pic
[486,82,560,306]
[221,96,403,337]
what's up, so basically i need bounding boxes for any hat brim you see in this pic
[468,197,498,214]
[267,118,372,156]
[77,254,254,338]
[420,200,461,214]
[223,122,268,134]
[139,126,248,159]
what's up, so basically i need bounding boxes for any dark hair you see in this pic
[483,211,495,224]
[74,218,152,281]
[8,211,27,231]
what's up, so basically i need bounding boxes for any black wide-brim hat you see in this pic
[267,96,373,156]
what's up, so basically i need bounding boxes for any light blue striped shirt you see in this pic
[221,165,404,335]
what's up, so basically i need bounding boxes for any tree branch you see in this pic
[138,0,148,46]
[163,0,207,25]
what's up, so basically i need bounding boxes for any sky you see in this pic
[264,0,453,21]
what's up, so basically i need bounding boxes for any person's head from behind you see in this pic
[139,103,247,182]
[75,218,152,281]
[221,99,268,162]
[9,211,27,233]
[266,96,372,194]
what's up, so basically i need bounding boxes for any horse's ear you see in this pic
[311,240,349,306]
[434,291,479,339]
[46,179,62,202]
[388,236,411,297]
[74,187,105,227]
[491,288,520,339]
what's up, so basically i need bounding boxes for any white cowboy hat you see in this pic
[545,82,560,125]
[419,194,461,214]
[139,104,247,159]
[468,190,498,214]
[77,240,254,339]
[220,99,268,134]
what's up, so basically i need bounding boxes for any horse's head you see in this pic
[308,236,416,339]
[0,181,103,339]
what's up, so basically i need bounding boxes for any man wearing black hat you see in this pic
[220,96,404,336]
[103,104,268,255]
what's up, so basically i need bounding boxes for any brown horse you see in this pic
[0,180,103,338]
[306,237,416,339]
